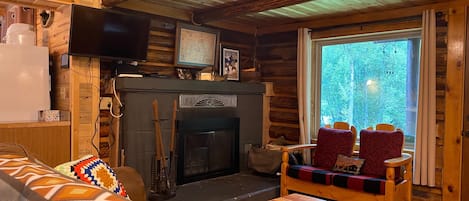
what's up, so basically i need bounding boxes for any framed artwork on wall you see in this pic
[220,47,240,81]
[174,22,220,68]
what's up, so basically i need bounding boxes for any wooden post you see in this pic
[263,82,274,145]
[443,5,465,201]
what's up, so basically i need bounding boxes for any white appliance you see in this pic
[0,44,50,121]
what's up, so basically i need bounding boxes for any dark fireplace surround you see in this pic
[117,78,265,187]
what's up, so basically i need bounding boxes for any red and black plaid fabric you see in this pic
[314,127,355,169]
[332,173,386,194]
[287,165,337,185]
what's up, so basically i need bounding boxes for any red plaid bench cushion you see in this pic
[332,173,386,194]
[287,165,337,185]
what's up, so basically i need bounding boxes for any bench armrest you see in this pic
[280,144,317,152]
[384,153,412,168]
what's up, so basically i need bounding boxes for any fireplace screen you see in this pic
[177,117,239,184]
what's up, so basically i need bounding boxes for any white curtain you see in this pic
[297,28,312,164]
[414,9,436,186]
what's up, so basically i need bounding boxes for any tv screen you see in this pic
[69,5,150,61]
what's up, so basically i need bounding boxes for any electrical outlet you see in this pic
[100,97,112,110]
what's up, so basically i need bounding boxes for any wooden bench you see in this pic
[280,125,413,201]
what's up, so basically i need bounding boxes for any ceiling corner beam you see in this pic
[102,0,127,7]
[194,0,309,24]
[117,0,191,21]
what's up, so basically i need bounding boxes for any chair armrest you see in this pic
[281,144,317,165]
[384,153,412,168]
[113,166,146,201]
[280,144,317,152]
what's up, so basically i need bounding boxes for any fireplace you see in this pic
[117,77,264,187]
[176,117,240,184]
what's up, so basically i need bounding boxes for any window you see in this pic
[311,29,421,148]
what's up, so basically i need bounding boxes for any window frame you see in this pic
[310,28,422,146]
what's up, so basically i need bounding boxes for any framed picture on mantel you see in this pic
[220,47,240,81]
[174,22,220,69]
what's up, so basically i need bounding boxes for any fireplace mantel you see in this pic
[116,77,265,187]
[116,77,265,94]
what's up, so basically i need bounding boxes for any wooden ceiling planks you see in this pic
[193,0,309,24]
[112,0,449,34]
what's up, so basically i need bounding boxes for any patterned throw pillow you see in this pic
[55,155,129,199]
[332,154,365,175]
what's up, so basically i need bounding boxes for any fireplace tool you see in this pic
[168,99,178,194]
[150,99,171,199]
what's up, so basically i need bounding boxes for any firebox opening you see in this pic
[177,117,240,185]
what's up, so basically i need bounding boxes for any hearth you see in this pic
[176,117,240,184]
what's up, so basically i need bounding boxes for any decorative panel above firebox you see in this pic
[179,94,237,108]
[116,78,265,187]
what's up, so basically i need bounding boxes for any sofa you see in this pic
[0,143,145,201]
[280,127,413,201]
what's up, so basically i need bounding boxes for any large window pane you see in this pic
[318,35,420,148]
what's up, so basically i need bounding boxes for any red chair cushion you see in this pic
[287,165,337,185]
[314,127,355,169]
[359,129,403,177]
[332,173,386,194]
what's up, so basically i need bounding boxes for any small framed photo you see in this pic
[220,47,240,81]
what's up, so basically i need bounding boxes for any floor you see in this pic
[159,171,442,201]
[166,171,279,201]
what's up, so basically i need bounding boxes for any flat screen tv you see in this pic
[69,5,150,62]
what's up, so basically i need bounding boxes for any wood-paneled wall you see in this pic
[257,31,299,143]
[434,10,448,190]
[37,2,101,160]
[36,6,71,110]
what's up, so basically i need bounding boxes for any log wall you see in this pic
[434,10,447,190]
[257,31,299,143]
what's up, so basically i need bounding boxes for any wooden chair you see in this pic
[367,123,395,131]
[324,122,357,142]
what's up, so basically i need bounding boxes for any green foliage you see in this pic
[320,38,419,138]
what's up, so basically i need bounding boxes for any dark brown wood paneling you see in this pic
[269,126,299,142]
[258,31,299,143]
[434,10,447,189]
[270,110,299,124]
[259,61,297,77]
[270,96,298,109]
